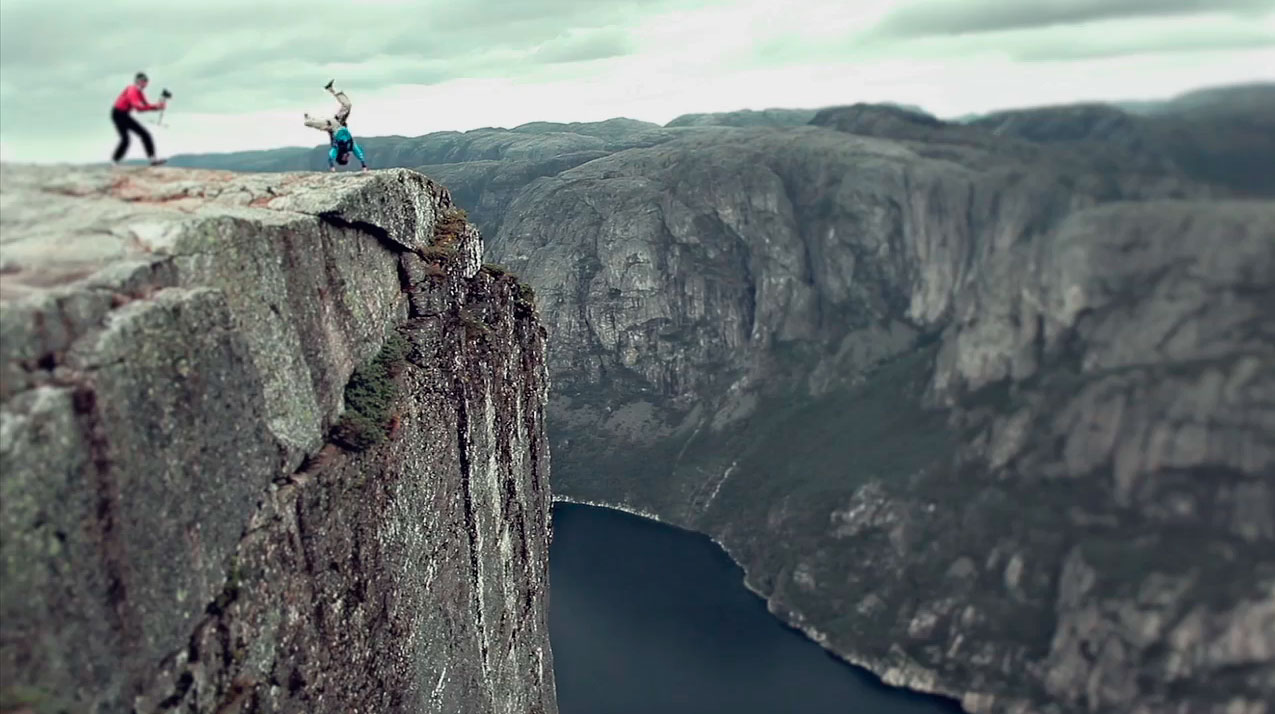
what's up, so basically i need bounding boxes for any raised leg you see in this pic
[332,90,352,125]
[304,115,340,132]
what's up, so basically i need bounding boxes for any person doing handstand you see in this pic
[304,80,368,172]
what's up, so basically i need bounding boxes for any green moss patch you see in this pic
[0,684,64,714]
[330,332,412,451]
[515,282,537,315]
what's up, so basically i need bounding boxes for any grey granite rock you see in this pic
[0,164,556,714]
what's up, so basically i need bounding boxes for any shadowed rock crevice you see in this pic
[317,212,401,256]
[71,381,137,655]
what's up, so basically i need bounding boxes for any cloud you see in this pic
[0,0,686,100]
[869,0,1275,38]
[1,0,1270,163]
[0,0,698,152]
[1010,20,1275,61]
[532,27,636,64]
[741,9,1275,67]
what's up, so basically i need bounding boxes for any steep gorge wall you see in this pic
[487,126,1275,713]
[0,166,556,713]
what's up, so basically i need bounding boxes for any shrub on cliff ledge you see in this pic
[433,207,468,249]
[479,263,537,316]
[514,282,537,317]
[416,208,469,266]
[331,332,412,451]
[516,282,535,305]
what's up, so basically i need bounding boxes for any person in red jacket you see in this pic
[111,72,167,166]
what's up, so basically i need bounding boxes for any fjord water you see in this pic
[549,503,963,714]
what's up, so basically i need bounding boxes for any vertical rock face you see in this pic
[0,165,556,713]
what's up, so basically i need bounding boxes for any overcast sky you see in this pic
[2,0,1273,163]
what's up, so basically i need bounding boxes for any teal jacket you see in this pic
[329,126,366,167]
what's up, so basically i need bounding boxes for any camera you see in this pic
[161,89,173,99]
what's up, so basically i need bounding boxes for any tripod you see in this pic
[154,88,173,128]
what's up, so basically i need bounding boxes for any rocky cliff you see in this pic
[484,121,1275,714]
[0,166,557,713]
[150,83,1275,713]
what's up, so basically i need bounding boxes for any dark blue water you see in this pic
[548,502,963,714]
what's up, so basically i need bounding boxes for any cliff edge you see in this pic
[0,165,557,713]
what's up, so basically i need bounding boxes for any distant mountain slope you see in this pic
[169,82,1275,210]
[485,121,1274,714]
[971,83,1275,196]
[665,107,820,128]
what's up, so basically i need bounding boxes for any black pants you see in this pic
[111,108,155,161]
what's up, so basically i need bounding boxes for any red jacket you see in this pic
[113,85,161,112]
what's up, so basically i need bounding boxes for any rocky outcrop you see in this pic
[0,166,556,713]
[485,124,1275,713]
